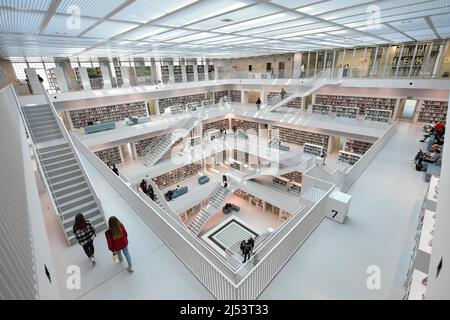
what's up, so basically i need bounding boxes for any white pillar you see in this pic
[54,66,69,92]
[150,58,158,83]
[204,60,209,81]
[24,68,44,94]
[293,52,302,78]
[180,59,187,83]
[100,65,112,89]
[193,60,199,82]
[78,67,91,90]
[214,61,219,80]
[168,61,175,83]
[120,66,130,87]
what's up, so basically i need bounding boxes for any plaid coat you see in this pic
[73,221,96,246]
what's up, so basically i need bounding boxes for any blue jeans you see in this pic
[116,246,132,268]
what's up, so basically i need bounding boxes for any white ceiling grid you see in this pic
[0,0,449,59]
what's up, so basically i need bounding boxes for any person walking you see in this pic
[256,98,261,111]
[240,240,247,255]
[73,213,97,265]
[242,242,252,263]
[111,164,119,176]
[105,216,134,272]
[320,149,326,166]
[140,179,148,194]
[280,88,286,100]
[300,64,305,78]
[247,237,255,253]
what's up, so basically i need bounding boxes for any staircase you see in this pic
[143,116,199,167]
[188,183,234,236]
[22,104,63,143]
[21,104,107,245]
[265,71,342,113]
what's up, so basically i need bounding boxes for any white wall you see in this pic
[426,91,450,299]
[0,85,60,299]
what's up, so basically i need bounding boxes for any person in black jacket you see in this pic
[73,213,97,265]
[242,243,252,263]
[111,164,119,176]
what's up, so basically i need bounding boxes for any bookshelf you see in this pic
[186,102,200,111]
[158,93,206,113]
[214,150,227,165]
[417,100,448,123]
[267,92,302,108]
[272,176,289,191]
[312,104,330,115]
[281,171,302,184]
[197,65,205,81]
[208,65,215,79]
[270,125,330,149]
[213,90,229,103]
[232,149,249,164]
[46,68,59,92]
[230,90,241,103]
[161,65,170,83]
[169,104,186,114]
[289,183,302,195]
[134,137,157,157]
[203,119,230,136]
[173,65,183,83]
[365,109,392,122]
[186,65,194,82]
[114,65,123,87]
[94,147,122,165]
[234,189,264,210]
[303,143,324,156]
[152,162,204,189]
[231,119,259,134]
[345,139,373,155]
[69,101,147,128]
[315,94,397,116]
[279,210,292,222]
[338,150,361,165]
[336,106,358,119]
[202,99,214,108]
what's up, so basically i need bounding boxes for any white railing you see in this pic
[234,176,335,298]
[341,120,400,192]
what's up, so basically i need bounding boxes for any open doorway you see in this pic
[397,99,418,121]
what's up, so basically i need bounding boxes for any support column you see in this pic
[167,59,175,84]
[120,66,130,87]
[214,60,219,80]
[54,66,69,92]
[180,58,187,83]
[150,58,158,83]
[293,52,302,78]
[100,65,112,89]
[193,59,199,82]
[25,68,44,94]
[78,67,91,90]
[204,59,209,81]
[54,57,77,91]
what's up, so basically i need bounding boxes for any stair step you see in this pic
[35,135,63,143]
[45,163,79,177]
[39,143,70,154]
[25,112,54,120]
[60,195,95,213]
[53,182,88,198]
[42,153,74,165]
[33,129,61,138]
[27,118,57,126]
[52,176,85,191]
[66,215,105,237]
[39,147,72,160]
[43,158,77,172]
[61,201,97,220]
[49,169,82,185]
[29,124,59,132]
[62,208,101,229]
[56,188,91,205]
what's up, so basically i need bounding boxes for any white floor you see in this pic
[258,122,428,299]
[42,122,428,300]
[42,152,213,300]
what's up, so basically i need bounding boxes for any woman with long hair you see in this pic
[73,213,97,265]
[105,216,133,272]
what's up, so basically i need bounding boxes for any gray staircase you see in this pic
[143,116,199,167]
[188,183,234,236]
[22,104,63,143]
[22,104,107,245]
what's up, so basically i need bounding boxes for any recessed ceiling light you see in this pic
[221,18,233,22]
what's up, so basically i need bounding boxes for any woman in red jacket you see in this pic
[105,216,133,272]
